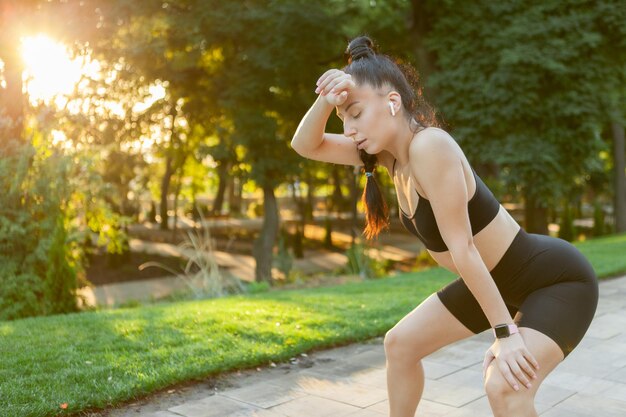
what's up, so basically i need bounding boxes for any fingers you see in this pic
[496,354,538,392]
[327,78,355,96]
[520,351,539,380]
[315,70,352,96]
[318,76,348,96]
[315,69,340,94]
[316,69,337,86]
[483,349,495,380]
[509,358,532,389]
[525,349,541,371]
[497,360,522,391]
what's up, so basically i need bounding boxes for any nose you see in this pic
[343,121,357,139]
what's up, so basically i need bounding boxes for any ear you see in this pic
[387,91,402,114]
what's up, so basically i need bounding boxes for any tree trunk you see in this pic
[330,165,344,214]
[211,160,229,215]
[290,179,305,258]
[524,190,549,235]
[409,0,438,101]
[611,121,626,232]
[171,162,185,240]
[305,172,315,223]
[234,176,244,214]
[227,175,242,215]
[252,184,279,283]
[348,165,359,243]
[160,153,174,230]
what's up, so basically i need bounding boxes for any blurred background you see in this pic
[1,0,624,320]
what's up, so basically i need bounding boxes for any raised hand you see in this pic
[315,69,356,106]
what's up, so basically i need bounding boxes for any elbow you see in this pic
[448,239,478,265]
[290,138,303,155]
[291,137,307,156]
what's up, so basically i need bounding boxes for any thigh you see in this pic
[505,235,599,359]
[437,277,520,334]
[515,279,598,359]
[385,292,479,360]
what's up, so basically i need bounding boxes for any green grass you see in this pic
[1,232,625,417]
[574,232,626,278]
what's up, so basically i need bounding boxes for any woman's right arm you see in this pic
[291,71,364,167]
[291,95,363,167]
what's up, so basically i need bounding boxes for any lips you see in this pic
[356,138,367,148]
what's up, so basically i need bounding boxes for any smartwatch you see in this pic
[493,323,519,339]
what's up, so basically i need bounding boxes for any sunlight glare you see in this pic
[21,35,82,103]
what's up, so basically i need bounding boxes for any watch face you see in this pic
[494,325,509,338]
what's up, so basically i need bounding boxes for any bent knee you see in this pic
[384,328,425,361]
[484,369,528,399]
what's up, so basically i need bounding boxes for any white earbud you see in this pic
[389,101,396,116]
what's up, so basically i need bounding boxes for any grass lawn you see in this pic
[1,232,625,417]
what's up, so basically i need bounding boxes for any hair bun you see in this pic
[346,35,375,63]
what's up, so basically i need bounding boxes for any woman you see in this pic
[291,35,599,417]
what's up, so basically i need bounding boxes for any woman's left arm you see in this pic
[408,130,539,390]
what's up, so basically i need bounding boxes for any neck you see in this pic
[387,118,424,169]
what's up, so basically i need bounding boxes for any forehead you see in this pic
[336,84,376,113]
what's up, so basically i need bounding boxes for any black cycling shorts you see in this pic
[436,227,599,359]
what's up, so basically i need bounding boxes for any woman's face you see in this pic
[335,83,399,155]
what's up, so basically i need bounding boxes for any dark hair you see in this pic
[343,35,441,240]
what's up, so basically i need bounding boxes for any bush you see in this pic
[0,133,126,320]
[0,139,78,320]
[140,216,246,299]
[343,239,386,280]
[245,281,271,294]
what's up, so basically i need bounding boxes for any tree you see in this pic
[426,0,616,234]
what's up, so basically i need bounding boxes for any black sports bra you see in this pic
[393,158,500,252]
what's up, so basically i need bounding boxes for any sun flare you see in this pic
[21,34,83,103]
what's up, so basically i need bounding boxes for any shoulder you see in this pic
[409,127,458,162]
[409,127,460,169]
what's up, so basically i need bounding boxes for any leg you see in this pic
[484,327,565,417]
[384,292,475,417]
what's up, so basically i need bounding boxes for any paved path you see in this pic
[99,274,626,417]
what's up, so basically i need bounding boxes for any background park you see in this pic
[1,0,625,416]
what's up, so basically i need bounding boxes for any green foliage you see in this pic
[343,239,387,279]
[245,281,271,294]
[0,120,129,320]
[44,216,80,314]
[426,0,622,208]
[0,138,78,320]
[140,222,246,299]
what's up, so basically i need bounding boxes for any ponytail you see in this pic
[360,151,389,239]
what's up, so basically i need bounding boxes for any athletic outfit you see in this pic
[392,158,599,358]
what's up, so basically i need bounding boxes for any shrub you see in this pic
[343,239,385,280]
[140,209,246,299]
[0,139,78,320]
